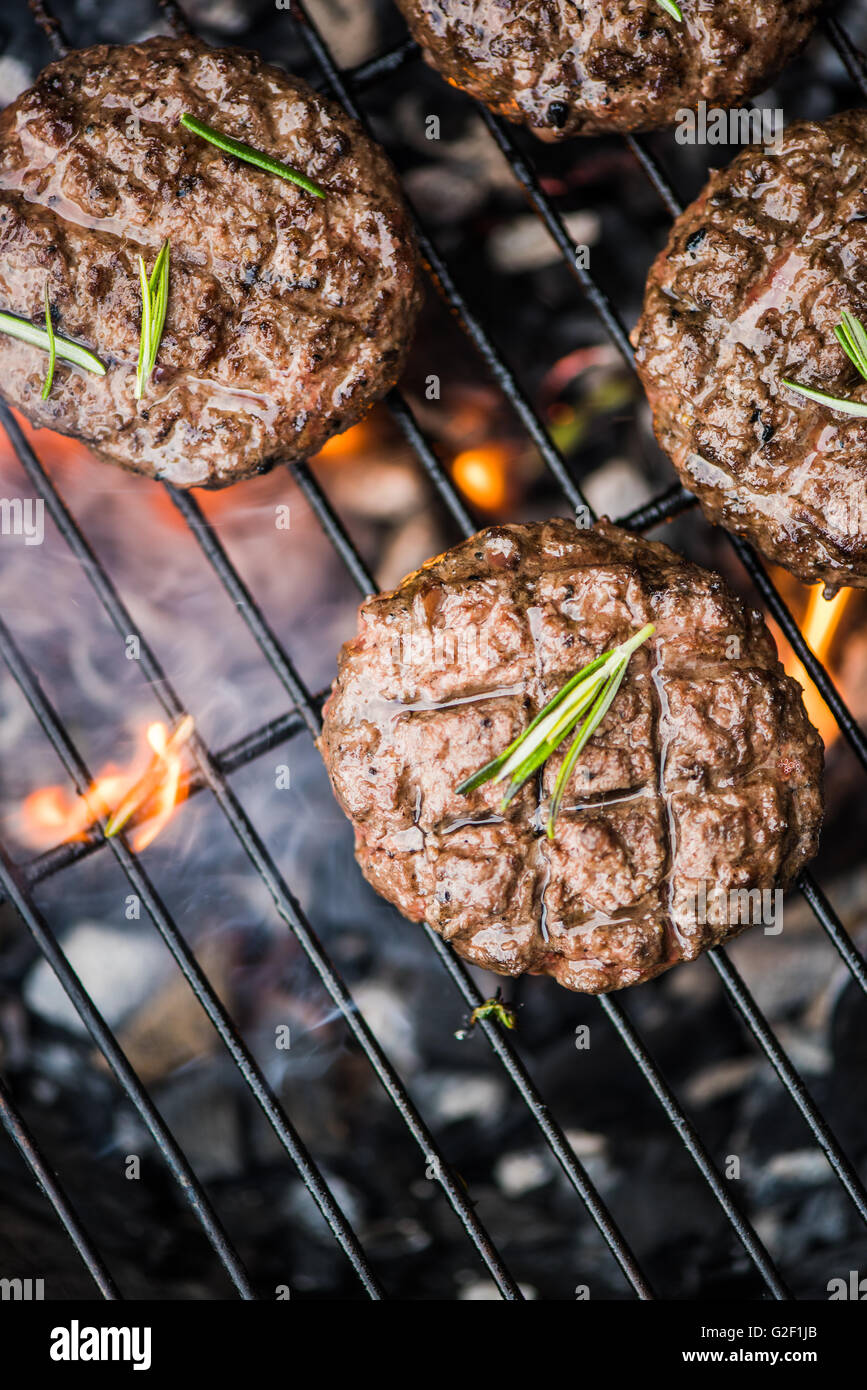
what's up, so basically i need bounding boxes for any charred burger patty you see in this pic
[633,111,867,590]
[394,0,821,139]
[320,519,823,994]
[0,36,422,488]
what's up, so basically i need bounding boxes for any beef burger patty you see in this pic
[320,519,823,994]
[633,111,867,590]
[394,1,821,139]
[0,37,422,488]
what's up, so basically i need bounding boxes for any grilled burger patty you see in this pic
[633,111,867,589]
[0,37,422,488]
[320,519,823,994]
[394,0,821,139]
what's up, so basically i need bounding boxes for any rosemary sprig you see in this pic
[469,991,517,1032]
[0,309,106,379]
[135,240,170,401]
[656,0,683,20]
[41,282,56,401]
[782,308,867,418]
[180,113,325,199]
[456,622,655,837]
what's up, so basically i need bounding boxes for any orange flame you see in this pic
[20,716,194,853]
[452,444,512,512]
[779,586,852,747]
[313,421,374,464]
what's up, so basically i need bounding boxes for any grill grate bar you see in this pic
[796,869,867,998]
[416,27,867,1217]
[0,703,319,901]
[0,613,384,1299]
[420,925,657,1296]
[709,949,867,1223]
[0,404,522,1302]
[460,79,867,792]
[617,483,697,532]
[731,534,867,772]
[824,16,867,97]
[347,37,419,89]
[477,107,635,368]
[0,836,256,1297]
[292,0,593,517]
[386,388,479,534]
[285,377,788,1299]
[291,460,377,593]
[27,0,69,57]
[597,994,791,1299]
[291,0,867,1259]
[0,1072,121,1299]
[173,440,656,1296]
[1,0,863,1302]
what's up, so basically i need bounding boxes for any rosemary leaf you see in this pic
[497,659,610,786]
[546,660,629,838]
[454,649,611,795]
[135,256,152,402]
[835,309,867,382]
[456,621,655,834]
[135,241,170,401]
[455,751,513,797]
[0,310,106,378]
[498,677,607,810]
[468,992,517,1031]
[41,283,56,401]
[180,113,325,199]
[781,377,867,418]
[656,0,683,20]
[783,309,867,416]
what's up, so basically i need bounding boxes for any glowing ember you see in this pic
[778,586,852,747]
[313,421,374,463]
[452,444,511,511]
[20,716,194,853]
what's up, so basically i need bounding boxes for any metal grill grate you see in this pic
[0,0,865,1301]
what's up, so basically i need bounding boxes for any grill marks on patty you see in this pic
[0,36,423,487]
[633,110,867,588]
[320,520,823,994]
[394,0,822,138]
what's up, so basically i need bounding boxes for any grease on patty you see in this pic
[320,520,823,994]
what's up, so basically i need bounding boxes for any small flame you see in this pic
[779,585,852,746]
[452,444,511,512]
[20,716,194,853]
[313,421,374,463]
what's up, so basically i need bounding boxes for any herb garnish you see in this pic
[471,991,517,1031]
[782,309,867,418]
[180,113,325,199]
[41,283,56,401]
[657,0,683,20]
[0,309,106,380]
[135,240,170,401]
[456,622,655,839]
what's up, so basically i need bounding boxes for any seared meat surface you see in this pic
[633,111,867,589]
[320,520,823,993]
[395,1,821,138]
[0,37,422,488]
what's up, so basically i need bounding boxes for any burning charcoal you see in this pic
[23,923,170,1036]
[489,211,599,274]
[105,934,236,1086]
[493,1149,552,1198]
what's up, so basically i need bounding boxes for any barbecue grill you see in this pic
[0,0,865,1303]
